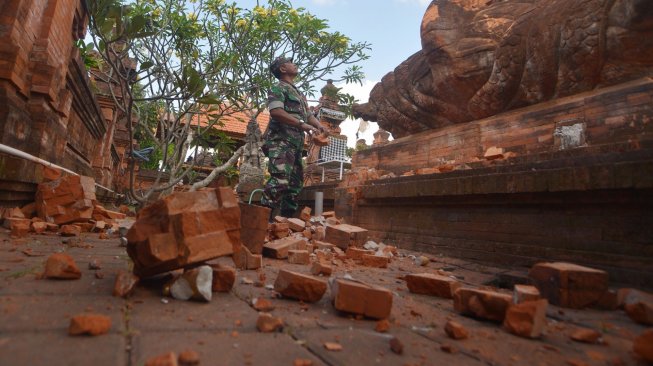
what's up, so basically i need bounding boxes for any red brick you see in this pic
[623,290,653,325]
[239,203,270,254]
[453,287,512,322]
[361,254,389,268]
[68,313,111,336]
[310,261,332,276]
[314,226,326,241]
[314,241,335,251]
[44,253,81,279]
[331,279,393,319]
[256,313,284,333]
[233,245,262,270]
[503,299,548,338]
[210,264,236,292]
[286,218,306,232]
[346,247,374,260]
[263,237,305,259]
[529,262,608,309]
[31,221,48,234]
[126,188,240,278]
[288,250,310,265]
[274,269,327,303]
[513,284,541,304]
[325,224,368,249]
[20,202,36,218]
[444,320,469,340]
[113,270,139,298]
[178,350,200,366]
[270,222,290,239]
[406,273,461,299]
[60,224,81,236]
[6,218,31,238]
[634,329,653,363]
[299,207,311,222]
[570,328,602,343]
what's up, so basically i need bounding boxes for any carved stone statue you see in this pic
[353,0,653,138]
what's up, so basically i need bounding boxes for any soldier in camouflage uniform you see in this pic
[261,56,326,219]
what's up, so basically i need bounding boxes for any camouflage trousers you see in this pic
[261,134,304,214]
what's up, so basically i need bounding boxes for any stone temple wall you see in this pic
[339,78,653,287]
[0,0,120,206]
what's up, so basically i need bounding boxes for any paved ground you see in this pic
[0,227,650,366]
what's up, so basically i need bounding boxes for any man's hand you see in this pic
[301,123,318,134]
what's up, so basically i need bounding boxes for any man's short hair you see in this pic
[270,56,292,79]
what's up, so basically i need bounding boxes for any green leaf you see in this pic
[197,95,221,105]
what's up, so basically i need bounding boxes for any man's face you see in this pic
[281,61,298,76]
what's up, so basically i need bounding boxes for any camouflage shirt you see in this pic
[265,80,310,141]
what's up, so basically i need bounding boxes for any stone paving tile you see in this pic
[0,332,127,366]
[131,331,325,366]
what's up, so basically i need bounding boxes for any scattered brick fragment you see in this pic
[170,266,213,302]
[529,262,608,309]
[453,287,512,322]
[263,237,305,259]
[210,263,236,292]
[178,349,200,366]
[270,222,290,239]
[484,146,504,160]
[252,297,275,312]
[346,247,374,260]
[31,221,48,234]
[113,270,139,298]
[440,344,458,354]
[331,278,393,319]
[44,253,81,279]
[68,313,111,336]
[314,241,335,251]
[389,337,403,355]
[274,269,327,302]
[570,328,602,344]
[621,289,653,325]
[313,226,325,241]
[60,224,81,237]
[145,352,178,366]
[36,175,96,225]
[406,273,461,299]
[287,218,306,232]
[513,284,541,304]
[444,320,469,340]
[361,254,389,268]
[310,261,332,276]
[8,218,30,238]
[288,250,310,265]
[325,224,368,249]
[324,342,342,351]
[256,312,284,332]
[375,319,390,333]
[503,299,548,338]
[293,359,313,366]
[595,289,619,310]
[633,329,653,363]
[233,245,263,270]
[299,207,311,222]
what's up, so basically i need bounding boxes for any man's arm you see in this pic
[269,108,317,134]
[306,114,327,133]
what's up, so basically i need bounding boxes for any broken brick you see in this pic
[453,287,512,322]
[529,262,608,309]
[68,314,111,336]
[375,319,390,333]
[595,289,619,310]
[322,211,335,218]
[299,207,311,222]
[405,273,461,299]
[389,337,403,354]
[288,250,310,265]
[503,299,548,338]
[310,261,332,276]
[444,320,469,340]
[346,247,374,260]
[256,312,284,332]
[239,203,270,254]
[126,188,240,278]
[293,359,313,366]
[210,263,236,292]
[570,328,602,343]
[633,329,653,363]
[20,202,36,218]
[513,284,541,304]
[287,218,306,232]
[270,222,290,239]
[35,175,96,225]
[484,146,504,160]
[113,270,139,298]
[331,278,393,319]
[361,254,389,268]
[263,236,305,259]
[31,221,48,234]
[302,229,312,240]
[325,224,368,250]
[621,289,653,325]
[3,207,25,220]
[314,226,326,241]
[314,241,335,251]
[173,266,213,302]
[233,245,262,270]
[252,298,275,312]
[8,218,31,238]
[273,269,327,303]
[44,253,81,279]
[60,224,81,237]
[178,350,200,366]
[315,250,334,263]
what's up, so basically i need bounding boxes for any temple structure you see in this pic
[335,0,653,286]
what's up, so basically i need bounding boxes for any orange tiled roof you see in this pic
[192,109,270,140]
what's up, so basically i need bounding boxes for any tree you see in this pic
[86,0,370,204]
